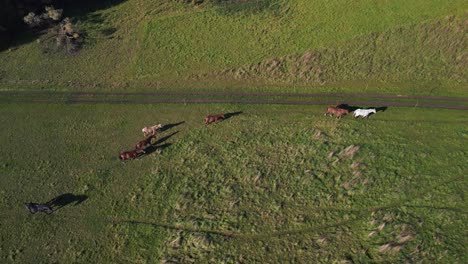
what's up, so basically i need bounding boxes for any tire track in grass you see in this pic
[1,90,467,101]
[0,97,467,110]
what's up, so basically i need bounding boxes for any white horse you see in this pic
[354,109,376,118]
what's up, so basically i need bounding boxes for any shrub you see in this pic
[23,6,63,28]
[45,6,63,21]
[23,12,45,28]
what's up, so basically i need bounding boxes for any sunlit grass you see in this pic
[0,103,466,262]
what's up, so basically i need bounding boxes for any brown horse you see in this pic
[325,107,349,119]
[119,149,145,160]
[135,134,156,150]
[204,114,225,124]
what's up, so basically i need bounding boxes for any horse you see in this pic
[325,107,349,119]
[142,124,162,136]
[354,108,377,118]
[135,134,156,150]
[205,114,225,124]
[119,149,145,160]
[25,202,53,214]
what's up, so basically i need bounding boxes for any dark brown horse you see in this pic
[119,149,145,160]
[205,114,225,124]
[25,203,53,214]
[135,134,156,150]
[325,107,349,119]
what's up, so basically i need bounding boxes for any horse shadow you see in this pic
[336,104,360,112]
[46,193,88,211]
[154,131,179,145]
[144,143,172,155]
[142,131,179,156]
[224,111,243,120]
[160,121,184,132]
[338,104,388,113]
[376,106,388,112]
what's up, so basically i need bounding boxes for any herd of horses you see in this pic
[325,105,379,119]
[119,106,380,161]
[26,105,382,214]
[118,114,228,161]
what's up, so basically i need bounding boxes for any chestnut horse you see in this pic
[135,134,156,150]
[119,149,145,160]
[204,114,225,124]
[325,107,349,119]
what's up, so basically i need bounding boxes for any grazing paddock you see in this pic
[0,103,466,263]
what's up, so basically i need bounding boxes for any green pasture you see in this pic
[0,0,466,95]
[0,103,466,262]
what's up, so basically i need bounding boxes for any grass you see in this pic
[0,0,467,262]
[0,103,466,262]
[0,0,466,95]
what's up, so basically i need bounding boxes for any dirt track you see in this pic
[0,90,467,110]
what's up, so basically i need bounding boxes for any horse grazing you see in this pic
[135,134,156,150]
[142,124,162,136]
[119,149,145,160]
[205,114,225,124]
[325,107,349,119]
[25,202,53,214]
[354,108,376,118]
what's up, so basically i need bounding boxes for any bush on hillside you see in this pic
[23,6,63,28]
[56,18,83,54]
[23,6,83,55]
[23,12,45,28]
[45,6,63,21]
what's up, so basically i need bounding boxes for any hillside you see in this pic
[0,0,466,94]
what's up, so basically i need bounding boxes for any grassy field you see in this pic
[0,103,466,262]
[0,0,466,95]
[0,0,467,262]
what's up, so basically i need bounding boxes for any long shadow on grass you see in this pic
[142,131,179,157]
[338,104,388,113]
[144,143,172,156]
[376,106,388,112]
[46,193,88,212]
[224,111,243,120]
[154,131,179,145]
[160,121,184,132]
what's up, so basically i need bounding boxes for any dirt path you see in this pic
[1,90,467,101]
[0,90,467,110]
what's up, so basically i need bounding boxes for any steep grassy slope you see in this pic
[0,0,466,94]
[0,103,466,262]
[211,16,467,95]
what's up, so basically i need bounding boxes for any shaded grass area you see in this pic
[0,103,466,262]
[0,0,466,95]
